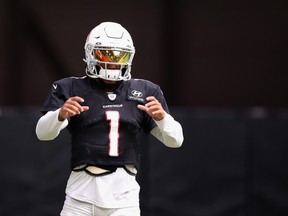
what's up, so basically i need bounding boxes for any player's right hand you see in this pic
[58,96,89,121]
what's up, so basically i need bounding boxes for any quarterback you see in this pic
[36,22,183,216]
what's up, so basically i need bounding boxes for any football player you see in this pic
[36,21,183,216]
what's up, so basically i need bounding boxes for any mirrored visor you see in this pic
[94,49,131,63]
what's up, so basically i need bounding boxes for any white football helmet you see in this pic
[84,22,135,81]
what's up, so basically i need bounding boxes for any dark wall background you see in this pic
[1,1,288,216]
[0,0,287,107]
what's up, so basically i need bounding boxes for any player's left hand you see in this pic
[137,96,165,121]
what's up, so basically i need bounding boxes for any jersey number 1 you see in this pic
[106,111,120,157]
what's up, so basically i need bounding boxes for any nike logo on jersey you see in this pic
[53,84,57,89]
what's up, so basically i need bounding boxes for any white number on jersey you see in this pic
[106,111,120,157]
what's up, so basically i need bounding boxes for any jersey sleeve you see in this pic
[141,83,170,134]
[154,86,169,113]
[41,78,72,114]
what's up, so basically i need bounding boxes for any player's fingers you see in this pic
[63,102,82,114]
[151,109,163,115]
[146,96,157,102]
[82,106,89,111]
[61,107,77,117]
[138,103,157,115]
[59,104,89,121]
[145,96,163,107]
[58,108,74,121]
[71,97,89,112]
[63,103,82,114]
[69,96,85,103]
[146,101,163,112]
[72,96,90,112]
[137,104,148,112]
[66,96,86,112]
[144,97,166,120]
[60,100,82,118]
[145,101,160,109]
[145,102,156,109]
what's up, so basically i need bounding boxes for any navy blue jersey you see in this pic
[41,76,169,169]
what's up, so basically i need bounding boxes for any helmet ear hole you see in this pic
[121,67,127,76]
[95,65,101,75]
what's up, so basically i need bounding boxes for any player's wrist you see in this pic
[58,108,67,122]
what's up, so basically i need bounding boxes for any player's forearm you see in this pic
[35,108,68,140]
[150,113,184,148]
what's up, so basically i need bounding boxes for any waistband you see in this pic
[73,164,137,176]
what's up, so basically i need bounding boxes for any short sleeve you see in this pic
[41,79,72,114]
[141,84,170,134]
